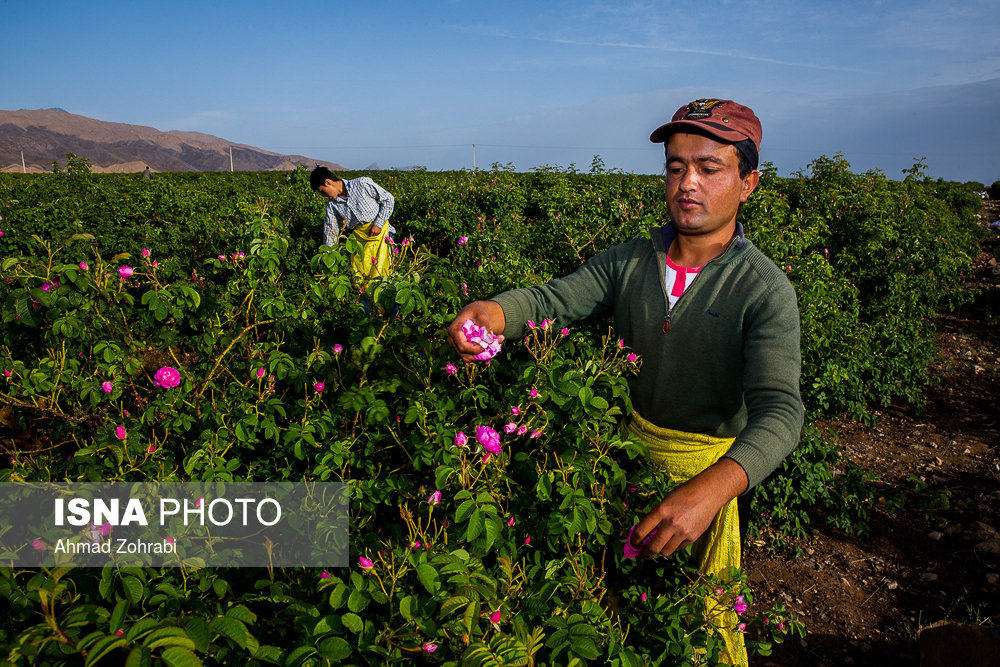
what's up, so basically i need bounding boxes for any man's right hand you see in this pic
[447,301,506,361]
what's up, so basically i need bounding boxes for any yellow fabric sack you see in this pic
[350,222,392,281]
[624,412,748,667]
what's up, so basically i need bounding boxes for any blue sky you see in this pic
[3,1,998,182]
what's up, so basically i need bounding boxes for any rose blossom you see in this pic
[333,344,343,355]
[503,422,517,434]
[152,366,180,389]
[79,261,89,270]
[445,363,457,375]
[101,381,113,393]
[314,382,325,392]
[118,266,134,278]
[359,556,374,569]
[428,490,442,505]
[422,643,437,654]
[114,425,127,440]
[475,425,502,454]
[454,431,468,448]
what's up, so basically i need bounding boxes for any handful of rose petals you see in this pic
[461,319,502,360]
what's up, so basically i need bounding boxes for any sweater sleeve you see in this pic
[723,276,804,489]
[491,239,641,338]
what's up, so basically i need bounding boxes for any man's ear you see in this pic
[740,170,760,202]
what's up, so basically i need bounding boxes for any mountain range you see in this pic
[0,109,345,173]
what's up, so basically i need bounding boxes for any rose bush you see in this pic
[0,160,980,664]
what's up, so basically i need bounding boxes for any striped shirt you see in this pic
[323,177,396,246]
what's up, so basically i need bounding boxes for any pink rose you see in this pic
[503,422,517,434]
[101,381,113,393]
[445,364,457,375]
[428,490,442,505]
[423,643,437,654]
[529,428,543,439]
[359,556,374,569]
[627,353,637,362]
[152,366,180,389]
[320,571,331,579]
[147,444,155,453]
[257,367,265,378]
[79,262,89,270]
[561,328,569,336]
[31,539,45,550]
[333,344,343,355]
[511,406,520,415]
[475,425,502,454]
[118,266,134,278]
[488,610,501,623]
[529,388,538,398]
[141,248,151,257]
[454,431,468,448]
[314,382,325,392]
[114,425,127,440]
[457,236,469,247]
[517,425,527,435]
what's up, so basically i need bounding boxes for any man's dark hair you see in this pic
[733,139,757,179]
[310,165,341,191]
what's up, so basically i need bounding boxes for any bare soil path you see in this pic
[745,202,1000,666]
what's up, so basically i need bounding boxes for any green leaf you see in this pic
[341,612,363,634]
[225,604,256,624]
[83,636,127,666]
[110,599,128,631]
[124,646,152,667]
[121,576,143,605]
[183,618,210,652]
[317,636,353,660]
[285,645,318,666]
[455,498,477,523]
[484,516,501,551]
[416,563,440,594]
[144,626,196,651]
[160,646,202,667]
[439,595,472,617]
[209,616,248,649]
[399,595,417,621]
[578,386,594,407]
[347,589,370,613]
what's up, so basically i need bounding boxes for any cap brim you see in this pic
[649,119,751,145]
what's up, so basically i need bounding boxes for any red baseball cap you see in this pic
[649,98,762,152]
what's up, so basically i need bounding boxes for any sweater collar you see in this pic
[658,221,745,259]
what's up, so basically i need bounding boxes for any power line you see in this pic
[263,143,650,152]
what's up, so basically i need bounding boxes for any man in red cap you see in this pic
[447,98,802,664]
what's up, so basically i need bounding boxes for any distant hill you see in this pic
[0,109,346,174]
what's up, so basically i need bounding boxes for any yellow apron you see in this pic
[625,412,748,667]
[350,222,392,282]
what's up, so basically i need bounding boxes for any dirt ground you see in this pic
[745,204,1000,666]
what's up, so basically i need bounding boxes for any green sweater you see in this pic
[492,224,803,489]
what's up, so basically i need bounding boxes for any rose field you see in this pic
[0,157,990,666]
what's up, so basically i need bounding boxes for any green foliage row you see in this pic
[0,156,982,664]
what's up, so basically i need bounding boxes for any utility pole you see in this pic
[21,151,26,173]
[473,144,476,170]
[229,146,234,172]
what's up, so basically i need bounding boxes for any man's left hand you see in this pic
[630,457,748,558]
